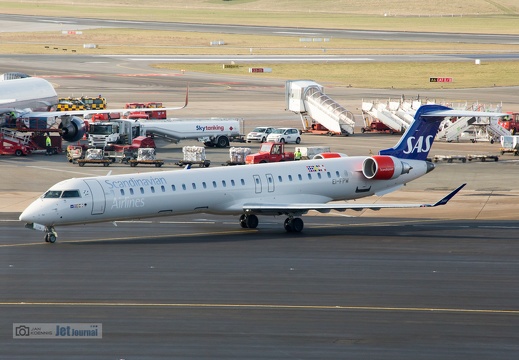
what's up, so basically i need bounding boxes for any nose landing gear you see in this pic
[44,227,57,243]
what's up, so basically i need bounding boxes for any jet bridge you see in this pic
[285,80,355,135]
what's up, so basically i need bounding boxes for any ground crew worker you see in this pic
[45,133,52,155]
[294,148,302,160]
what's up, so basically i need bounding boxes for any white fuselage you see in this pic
[0,77,58,111]
[19,156,429,227]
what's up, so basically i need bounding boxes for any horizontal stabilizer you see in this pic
[421,110,507,118]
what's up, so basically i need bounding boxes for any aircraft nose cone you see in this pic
[19,199,46,224]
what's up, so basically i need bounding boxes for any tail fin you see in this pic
[379,104,452,161]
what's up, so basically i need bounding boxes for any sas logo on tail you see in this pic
[403,135,433,154]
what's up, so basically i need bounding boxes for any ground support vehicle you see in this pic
[176,146,210,168]
[499,135,519,156]
[433,155,467,163]
[66,144,87,162]
[361,119,398,134]
[467,154,499,162]
[498,112,519,134]
[128,148,164,167]
[0,128,33,156]
[125,102,166,119]
[245,142,294,164]
[223,147,251,165]
[57,96,106,111]
[76,149,111,167]
[87,118,244,149]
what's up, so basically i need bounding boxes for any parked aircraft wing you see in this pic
[244,184,466,215]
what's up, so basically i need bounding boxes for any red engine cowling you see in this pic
[362,155,410,180]
[313,152,347,159]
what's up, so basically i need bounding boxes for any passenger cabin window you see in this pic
[278,176,282,182]
[213,181,217,188]
[129,188,134,195]
[241,179,245,185]
[151,186,155,193]
[61,190,80,198]
[44,190,62,198]
[203,182,207,189]
[222,180,227,187]
[161,185,165,192]
[140,187,145,194]
[192,183,196,190]
[288,175,293,181]
[120,189,125,196]
[231,180,235,187]
[307,173,312,180]
[171,185,176,191]
[298,174,302,181]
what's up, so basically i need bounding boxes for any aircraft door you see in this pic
[83,179,106,215]
[253,175,262,193]
[265,173,275,192]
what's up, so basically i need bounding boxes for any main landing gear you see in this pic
[44,226,57,244]
[239,214,304,233]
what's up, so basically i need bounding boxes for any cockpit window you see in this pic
[61,190,81,198]
[43,190,62,198]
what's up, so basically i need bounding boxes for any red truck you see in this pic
[245,142,294,164]
[498,112,519,134]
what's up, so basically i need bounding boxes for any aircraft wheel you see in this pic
[44,234,50,243]
[48,234,57,243]
[284,218,293,232]
[245,214,258,229]
[291,218,304,233]
[239,214,248,228]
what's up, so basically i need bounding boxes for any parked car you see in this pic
[266,127,301,144]
[246,126,275,143]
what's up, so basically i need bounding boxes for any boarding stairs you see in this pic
[286,80,355,135]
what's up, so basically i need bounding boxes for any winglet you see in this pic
[429,183,466,207]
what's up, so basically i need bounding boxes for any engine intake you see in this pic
[59,116,86,142]
[313,152,347,159]
[362,155,411,180]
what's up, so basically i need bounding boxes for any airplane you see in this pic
[19,104,505,244]
[1,76,189,142]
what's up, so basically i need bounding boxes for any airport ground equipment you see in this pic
[124,102,167,119]
[0,128,33,155]
[286,80,355,136]
[224,147,251,165]
[176,146,211,168]
[128,148,164,167]
[245,142,294,164]
[87,118,243,149]
[57,96,106,111]
[498,112,519,135]
[76,149,111,167]
[499,135,519,156]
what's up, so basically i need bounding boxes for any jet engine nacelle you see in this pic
[313,152,348,159]
[362,155,411,180]
[59,116,86,142]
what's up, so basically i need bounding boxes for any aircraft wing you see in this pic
[243,184,466,216]
[16,86,189,118]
